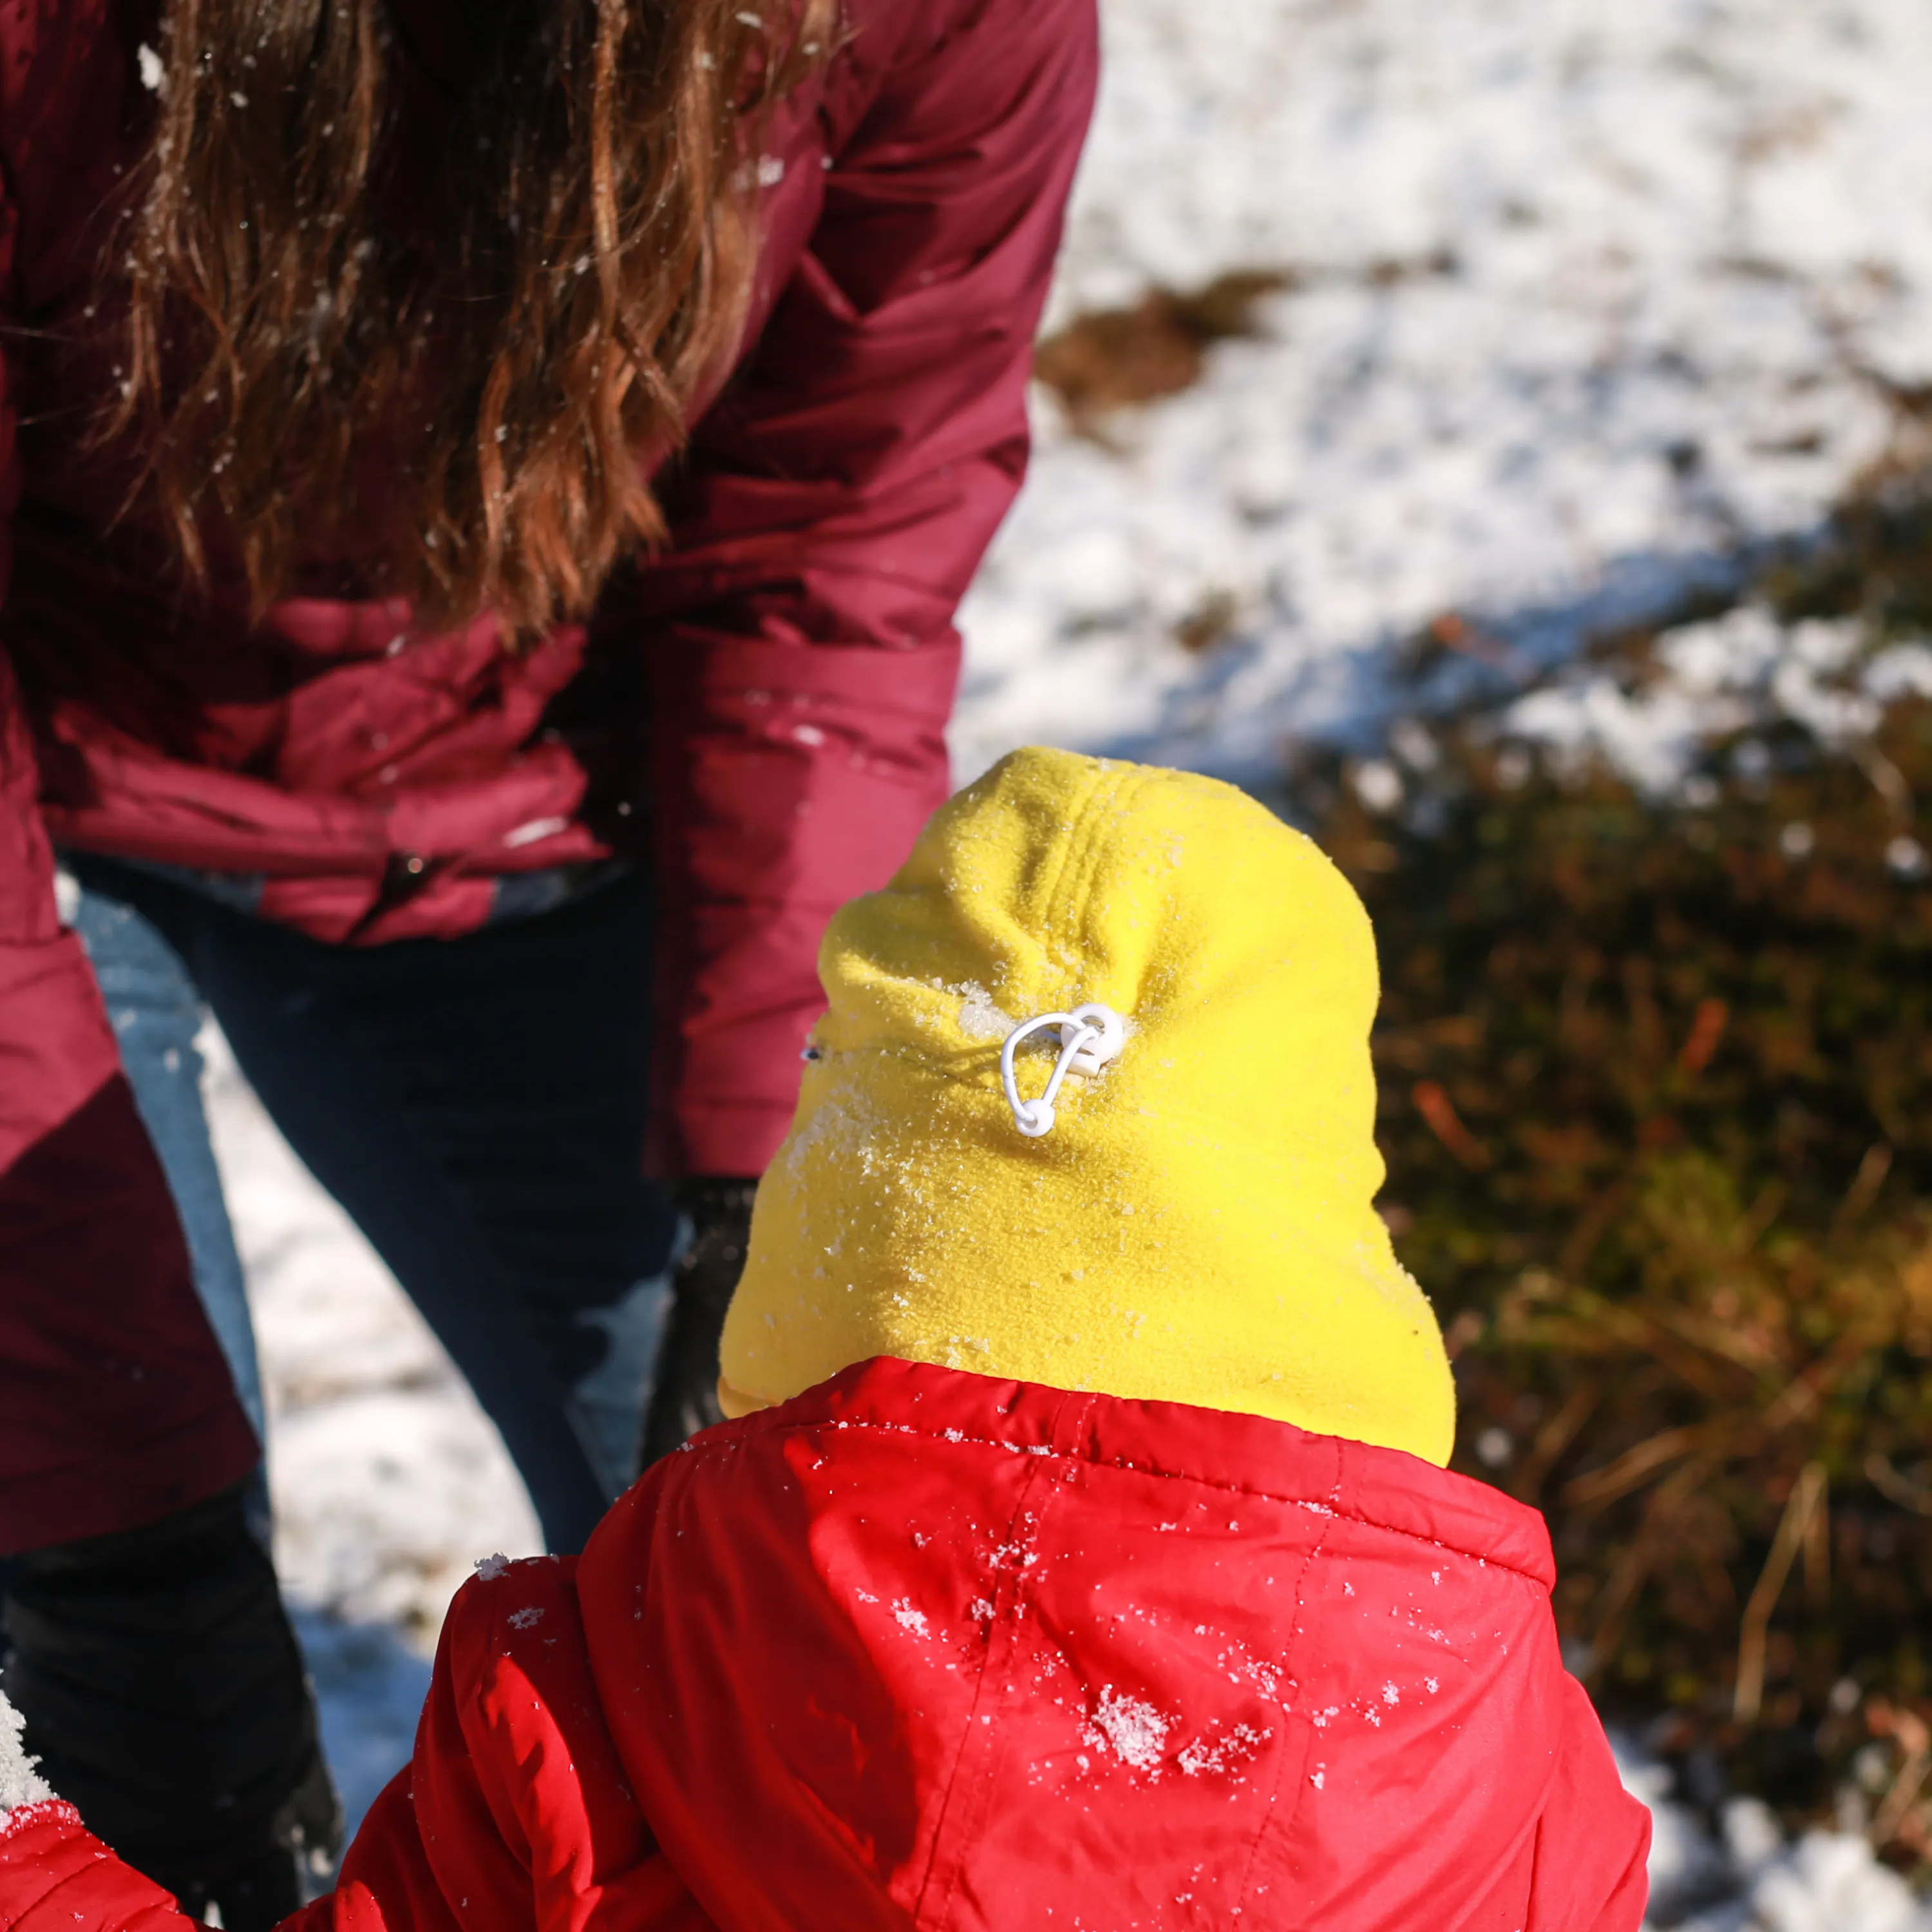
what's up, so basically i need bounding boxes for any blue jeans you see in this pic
[64,857,678,1555]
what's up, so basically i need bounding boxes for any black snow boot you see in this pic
[638,1178,757,1467]
[1,1482,341,1932]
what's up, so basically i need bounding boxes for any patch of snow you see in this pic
[956,0,1932,785]
[1085,1687,1172,1775]
[1887,835,1929,880]
[291,1611,431,1842]
[1620,1738,1932,1932]
[1352,759,1404,814]
[0,1689,52,1824]
[1864,643,1932,704]
[1719,1830,1932,1932]
[953,981,1018,1043]
[1177,1721,1269,1779]
[1494,602,1932,795]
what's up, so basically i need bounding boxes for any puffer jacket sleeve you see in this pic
[0,1797,184,1932]
[1524,1675,1653,1931]
[0,1560,709,1932]
[639,0,1101,1176]
[310,1560,711,1932]
[0,17,259,1553]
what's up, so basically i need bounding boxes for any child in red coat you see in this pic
[1,751,1650,1931]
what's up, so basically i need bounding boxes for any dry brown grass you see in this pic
[1311,482,1932,1846]
[1032,270,1291,431]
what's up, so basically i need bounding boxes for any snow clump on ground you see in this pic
[0,1689,52,1826]
[1625,1741,1932,1931]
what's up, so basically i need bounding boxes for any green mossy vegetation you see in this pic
[1317,482,1932,1856]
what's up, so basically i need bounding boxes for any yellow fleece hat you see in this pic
[719,747,1454,1466]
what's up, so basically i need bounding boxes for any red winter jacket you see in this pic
[0,0,1097,1548]
[0,1360,1652,1931]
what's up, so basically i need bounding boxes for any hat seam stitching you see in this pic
[1035,759,1148,1009]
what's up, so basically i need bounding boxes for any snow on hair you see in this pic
[109,0,837,639]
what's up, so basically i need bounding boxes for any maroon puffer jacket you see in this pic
[0,0,1098,1549]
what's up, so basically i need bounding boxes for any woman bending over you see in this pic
[0,0,1096,1921]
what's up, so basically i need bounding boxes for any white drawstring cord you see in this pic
[999,1002,1128,1137]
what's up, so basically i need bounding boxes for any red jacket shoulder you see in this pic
[573,1361,1647,1931]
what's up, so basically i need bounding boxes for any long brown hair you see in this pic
[115,0,835,636]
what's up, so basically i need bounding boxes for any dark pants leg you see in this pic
[64,858,677,1556]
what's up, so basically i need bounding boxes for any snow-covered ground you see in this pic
[954,0,1932,785]
[1629,1747,1932,1932]
[204,1030,540,1830]
[214,0,1932,1922]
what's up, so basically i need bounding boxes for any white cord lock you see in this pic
[999,1003,1128,1137]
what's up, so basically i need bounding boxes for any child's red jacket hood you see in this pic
[0,1357,1649,1932]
